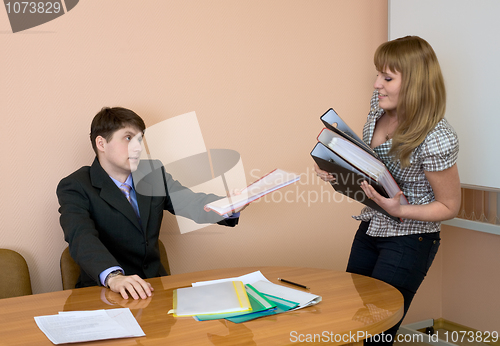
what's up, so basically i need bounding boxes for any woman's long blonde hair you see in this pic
[374,36,446,167]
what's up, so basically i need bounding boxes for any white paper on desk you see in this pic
[192,270,271,287]
[34,308,144,344]
[251,280,322,309]
[58,308,145,337]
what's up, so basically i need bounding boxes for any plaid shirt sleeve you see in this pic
[419,123,459,172]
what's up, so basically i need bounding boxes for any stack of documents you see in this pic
[205,169,300,215]
[194,284,281,323]
[172,271,321,324]
[311,108,408,222]
[34,308,144,344]
[172,280,251,317]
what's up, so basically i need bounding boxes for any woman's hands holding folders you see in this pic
[314,163,336,183]
[314,163,404,218]
[359,180,405,218]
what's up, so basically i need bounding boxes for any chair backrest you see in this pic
[60,246,81,290]
[0,249,32,299]
[60,239,171,290]
[158,239,171,276]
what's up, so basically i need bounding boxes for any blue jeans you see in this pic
[346,221,440,345]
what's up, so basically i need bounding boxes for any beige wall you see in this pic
[440,225,500,332]
[3,0,496,331]
[0,0,387,293]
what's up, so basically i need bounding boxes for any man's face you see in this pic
[97,126,143,180]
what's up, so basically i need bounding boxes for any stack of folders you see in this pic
[171,271,321,324]
[172,281,252,317]
[310,108,408,222]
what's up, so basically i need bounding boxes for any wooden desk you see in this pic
[0,267,403,345]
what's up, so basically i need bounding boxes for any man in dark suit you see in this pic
[57,107,240,299]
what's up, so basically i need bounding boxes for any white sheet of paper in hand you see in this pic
[205,169,300,215]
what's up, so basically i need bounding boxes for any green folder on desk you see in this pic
[226,292,299,323]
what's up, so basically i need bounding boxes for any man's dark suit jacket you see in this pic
[57,158,237,288]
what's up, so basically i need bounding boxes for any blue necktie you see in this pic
[119,183,140,219]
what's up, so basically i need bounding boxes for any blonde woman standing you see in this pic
[315,36,461,344]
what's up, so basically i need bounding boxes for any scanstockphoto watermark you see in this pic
[249,167,369,207]
[289,330,500,344]
[290,331,396,343]
[289,331,445,344]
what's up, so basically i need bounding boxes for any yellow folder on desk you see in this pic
[172,281,251,317]
[194,283,278,321]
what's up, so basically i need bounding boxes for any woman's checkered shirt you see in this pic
[353,91,459,237]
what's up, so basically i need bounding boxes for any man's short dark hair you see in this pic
[90,107,146,155]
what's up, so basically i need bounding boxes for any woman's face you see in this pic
[374,69,402,115]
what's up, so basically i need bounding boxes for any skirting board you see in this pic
[443,218,500,236]
[399,319,499,346]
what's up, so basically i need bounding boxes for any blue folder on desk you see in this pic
[226,293,299,323]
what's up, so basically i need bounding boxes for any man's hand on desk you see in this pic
[104,289,152,309]
[107,274,154,300]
